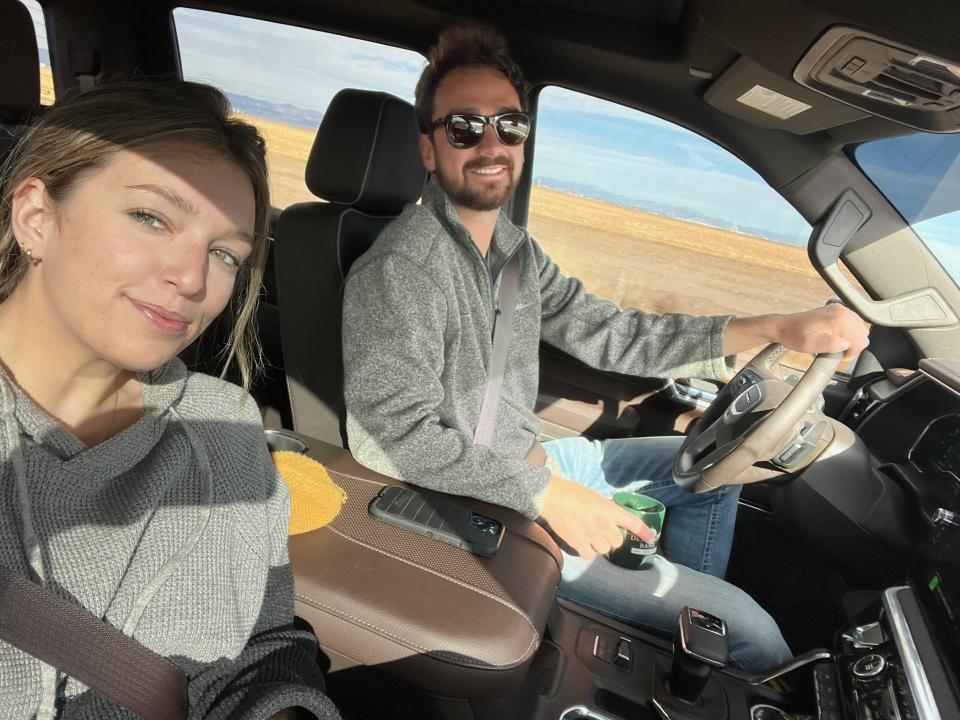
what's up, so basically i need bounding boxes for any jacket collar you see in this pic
[422,176,525,262]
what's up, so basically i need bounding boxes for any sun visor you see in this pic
[704,57,866,135]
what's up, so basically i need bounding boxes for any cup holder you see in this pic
[264,429,309,454]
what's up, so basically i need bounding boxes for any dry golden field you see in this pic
[38,66,840,368]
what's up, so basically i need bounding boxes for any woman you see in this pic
[0,81,341,719]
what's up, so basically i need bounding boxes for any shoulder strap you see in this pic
[474,252,523,446]
[0,563,188,720]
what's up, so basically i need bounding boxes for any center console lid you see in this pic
[288,438,563,698]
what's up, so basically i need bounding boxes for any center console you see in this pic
[276,430,960,720]
[522,584,959,720]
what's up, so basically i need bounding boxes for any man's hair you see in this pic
[414,23,527,133]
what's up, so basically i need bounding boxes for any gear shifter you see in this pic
[668,607,729,703]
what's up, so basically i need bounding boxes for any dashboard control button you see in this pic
[613,638,632,670]
[853,653,887,679]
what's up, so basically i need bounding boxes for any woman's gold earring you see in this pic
[23,247,40,266]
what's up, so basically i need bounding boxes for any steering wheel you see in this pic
[673,344,843,493]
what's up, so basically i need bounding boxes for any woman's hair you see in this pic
[414,23,527,133]
[0,80,269,390]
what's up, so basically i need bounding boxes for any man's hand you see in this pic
[725,304,869,361]
[539,474,657,561]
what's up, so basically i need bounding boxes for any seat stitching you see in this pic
[326,522,537,634]
[295,591,540,667]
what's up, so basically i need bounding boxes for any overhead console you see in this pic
[794,27,960,133]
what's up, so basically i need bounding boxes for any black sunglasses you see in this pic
[429,112,531,149]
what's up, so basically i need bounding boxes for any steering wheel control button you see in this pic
[732,385,762,414]
[732,369,762,393]
[853,653,886,679]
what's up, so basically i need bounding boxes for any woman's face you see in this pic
[14,146,256,372]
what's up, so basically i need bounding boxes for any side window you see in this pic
[173,8,424,208]
[855,133,960,285]
[18,0,54,105]
[529,87,837,371]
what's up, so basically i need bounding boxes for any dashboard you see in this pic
[823,359,960,719]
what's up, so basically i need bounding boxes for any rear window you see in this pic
[18,0,53,105]
[173,8,424,208]
[855,133,960,283]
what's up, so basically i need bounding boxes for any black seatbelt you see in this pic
[474,252,522,446]
[0,563,188,720]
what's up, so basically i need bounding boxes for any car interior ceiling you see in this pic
[6,1,960,719]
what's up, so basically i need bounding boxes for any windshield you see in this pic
[855,133,960,284]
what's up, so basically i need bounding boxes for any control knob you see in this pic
[852,653,886,680]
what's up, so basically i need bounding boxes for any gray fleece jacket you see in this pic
[0,358,341,720]
[343,178,732,519]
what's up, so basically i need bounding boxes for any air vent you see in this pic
[794,27,960,133]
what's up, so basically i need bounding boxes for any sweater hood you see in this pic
[7,357,189,482]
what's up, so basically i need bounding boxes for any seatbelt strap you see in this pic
[474,252,522,446]
[0,563,188,720]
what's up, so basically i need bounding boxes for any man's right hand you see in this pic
[539,474,657,561]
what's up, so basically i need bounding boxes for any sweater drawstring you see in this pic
[121,406,213,637]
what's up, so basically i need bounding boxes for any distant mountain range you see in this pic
[38,62,804,246]
[226,92,325,129]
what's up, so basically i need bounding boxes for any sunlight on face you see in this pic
[421,66,525,212]
[32,147,256,372]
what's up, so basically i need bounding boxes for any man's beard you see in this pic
[434,154,517,212]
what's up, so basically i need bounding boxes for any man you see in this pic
[342,24,868,673]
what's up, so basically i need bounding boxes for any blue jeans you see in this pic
[543,435,792,673]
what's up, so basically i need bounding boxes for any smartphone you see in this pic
[368,485,504,557]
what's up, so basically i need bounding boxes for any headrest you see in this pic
[0,1,40,125]
[305,89,426,213]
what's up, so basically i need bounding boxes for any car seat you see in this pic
[273,88,426,446]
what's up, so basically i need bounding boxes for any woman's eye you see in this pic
[211,248,241,269]
[130,210,167,231]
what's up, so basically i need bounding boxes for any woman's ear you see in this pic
[10,178,53,261]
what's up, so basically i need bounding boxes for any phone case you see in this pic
[368,486,504,556]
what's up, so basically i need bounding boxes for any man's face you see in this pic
[420,66,525,212]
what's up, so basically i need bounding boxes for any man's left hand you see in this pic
[725,304,869,361]
[770,304,869,361]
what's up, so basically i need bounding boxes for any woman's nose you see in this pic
[164,243,208,297]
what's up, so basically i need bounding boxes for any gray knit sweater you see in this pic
[0,358,342,720]
[343,178,732,519]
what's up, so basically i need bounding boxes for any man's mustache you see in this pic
[463,155,513,173]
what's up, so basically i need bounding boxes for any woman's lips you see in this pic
[129,299,189,335]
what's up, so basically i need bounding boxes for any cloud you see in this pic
[173,9,806,244]
[175,8,423,111]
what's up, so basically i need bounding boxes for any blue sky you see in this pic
[21,2,960,275]
[172,7,815,246]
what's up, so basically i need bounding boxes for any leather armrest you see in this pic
[289,441,563,698]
